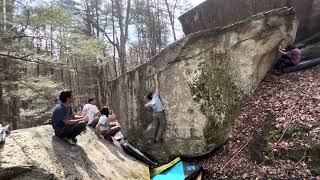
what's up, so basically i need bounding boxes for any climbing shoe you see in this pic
[272,69,282,76]
[64,137,76,145]
[156,138,164,143]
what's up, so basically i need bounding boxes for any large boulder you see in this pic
[298,33,320,60]
[178,0,320,42]
[310,0,320,36]
[107,8,298,162]
[301,42,320,60]
[0,125,150,180]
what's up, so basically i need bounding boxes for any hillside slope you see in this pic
[196,67,320,179]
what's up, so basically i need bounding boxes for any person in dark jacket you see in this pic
[52,91,88,145]
[275,44,301,71]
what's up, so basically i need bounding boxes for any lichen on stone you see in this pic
[267,125,314,143]
[309,140,320,175]
[191,56,243,148]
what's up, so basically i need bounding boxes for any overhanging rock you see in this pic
[107,8,298,162]
[178,0,320,42]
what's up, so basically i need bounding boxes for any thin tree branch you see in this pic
[221,140,250,170]
[0,52,89,71]
[0,63,42,95]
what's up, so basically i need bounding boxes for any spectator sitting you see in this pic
[52,91,88,145]
[95,107,123,142]
[82,98,100,127]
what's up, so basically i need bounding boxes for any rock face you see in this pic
[310,0,320,38]
[107,8,298,162]
[178,0,320,42]
[299,33,320,60]
[298,0,320,60]
[0,125,150,180]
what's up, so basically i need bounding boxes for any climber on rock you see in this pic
[82,98,100,128]
[52,91,89,145]
[274,44,301,72]
[145,74,166,143]
[95,106,123,141]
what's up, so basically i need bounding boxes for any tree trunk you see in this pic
[0,58,4,115]
[84,0,92,36]
[164,0,177,41]
[111,0,118,77]
[94,0,100,37]
[115,0,131,75]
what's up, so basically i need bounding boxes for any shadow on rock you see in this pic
[86,126,126,162]
[51,136,104,180]
[96,136,126,162]
[140,123,169,163]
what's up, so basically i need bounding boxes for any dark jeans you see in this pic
[275,55,296,71]
[119,139,158,168]
[58,121,87,138]
[101,126,121,139]
[88,118,99,128]
[152,111,166,140]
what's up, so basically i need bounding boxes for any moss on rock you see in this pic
[309,140,320,175]
[193,59,243,148]
[267,125,314,143]
[266,134,319,176]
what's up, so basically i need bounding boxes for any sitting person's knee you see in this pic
[78,121,88,128]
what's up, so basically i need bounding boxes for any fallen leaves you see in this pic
[194,66,320,179]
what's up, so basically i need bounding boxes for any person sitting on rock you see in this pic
[108,114,125,141]
[275,44,301,72]
[95,107,123,141]
[52,91,89,145]
[82,98,100,127]
[145,74,166,143]
[95,108,158,167]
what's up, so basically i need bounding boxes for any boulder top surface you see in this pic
[0,125,150,180]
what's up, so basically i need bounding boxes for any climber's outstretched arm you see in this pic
[154,74,160,93]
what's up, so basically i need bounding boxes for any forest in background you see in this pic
[0,0,192,129]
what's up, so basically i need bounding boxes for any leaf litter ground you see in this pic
[193,67,320,179]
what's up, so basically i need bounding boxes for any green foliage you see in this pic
[26,3,74,28]
[65,35,106,60]
[17,75,62,124]
[0,0,191,129]
[309,140,320,175]
[267,125,314,143]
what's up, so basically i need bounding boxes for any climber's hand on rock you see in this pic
[279,46,285,52]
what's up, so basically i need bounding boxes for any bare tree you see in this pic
[164,0,179,41]
[114,0,131,74]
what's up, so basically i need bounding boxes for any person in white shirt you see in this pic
[145,74,166,143]
[82,98,100,127]
[95,107,123,141]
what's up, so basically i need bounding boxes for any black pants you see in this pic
[100,126,121,139]
[275,55,296,71]
[58,121,87,138]
[119,139,158,168]
[88,118,99,128]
